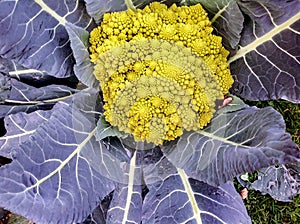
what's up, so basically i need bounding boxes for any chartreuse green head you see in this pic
[89,2,233,145]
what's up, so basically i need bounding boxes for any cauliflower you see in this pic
[89,2,233,145]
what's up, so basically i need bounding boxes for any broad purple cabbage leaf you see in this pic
[0,0,95,78]
[142,154,252,223]
[0,72,76,118]
[230,0,300,103]
[0,110,53,158]
[162,98,300,186]
[0,90,116,223]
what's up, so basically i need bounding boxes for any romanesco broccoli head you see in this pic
[89,2,234,145]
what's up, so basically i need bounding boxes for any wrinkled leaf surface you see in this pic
[0,73,76,118]
[0,90,115,224]
[162,98,300,186]
[143,156,251,223]
[0,0,95,78]
[229,0,300,102]
[0,110,52,158]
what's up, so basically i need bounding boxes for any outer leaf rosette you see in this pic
[89,2,233,145]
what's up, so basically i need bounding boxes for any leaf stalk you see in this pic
[125,0,136,11]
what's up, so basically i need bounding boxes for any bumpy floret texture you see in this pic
[89,2,234,145]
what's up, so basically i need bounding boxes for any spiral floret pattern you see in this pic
[89,3,233,145]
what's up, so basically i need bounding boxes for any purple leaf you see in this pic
[251,163,300,202]
[0,73,76,118]
[143,156,251,223]
[0,110,52,158]
[0,90,115,224]
[162,97,300,186]
[229,0,300,102]
[0,0,95,78]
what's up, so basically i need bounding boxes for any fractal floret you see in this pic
[89,2,234,145]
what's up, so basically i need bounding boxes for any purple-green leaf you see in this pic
[142,156,251,223]
[0,90,115,224]
[65,23,99,88]
[0,0,95,78]
[0,110,52,158]
[229,0,300,102]
[162,97,300,186]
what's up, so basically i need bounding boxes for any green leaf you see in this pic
[95,115,127,141]
[217,95,247,113]
[66,23,99,88]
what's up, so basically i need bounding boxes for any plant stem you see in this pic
[136,141,144,151]
[125,0,136,11]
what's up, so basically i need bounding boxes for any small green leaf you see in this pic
[240,173,249,182]
[96,115,128,140]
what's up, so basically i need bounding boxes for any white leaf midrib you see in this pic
[177,168,202,224]
[0,130,35,141]
[122,150,137,224]
[26,127,97,191]
[34,0,67,25]
[228,11,300,64]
